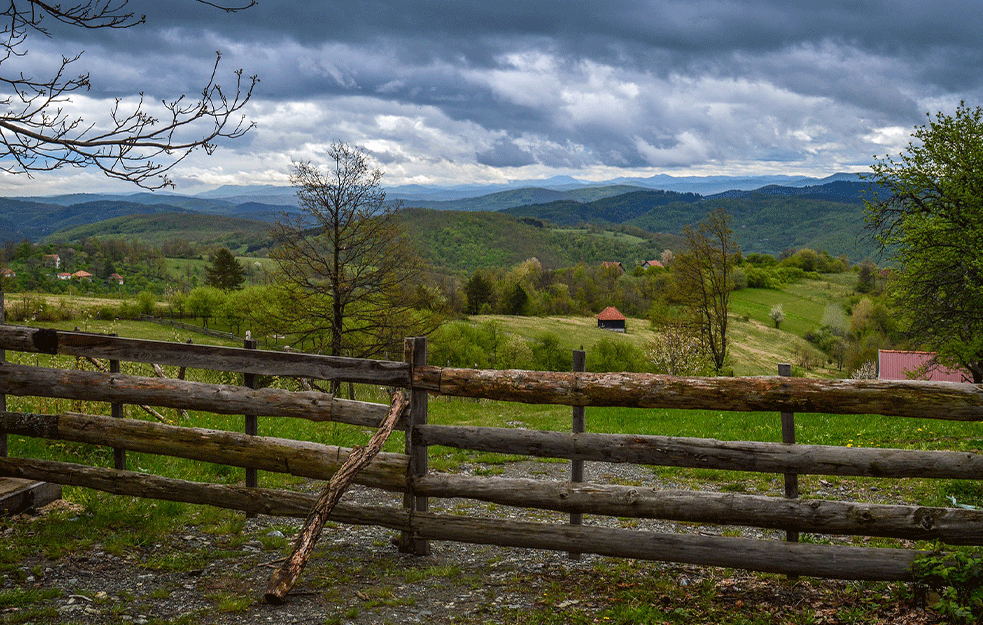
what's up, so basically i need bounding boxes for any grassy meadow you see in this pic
[3,285,983,624]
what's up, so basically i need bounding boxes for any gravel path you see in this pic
[2,460,941,624]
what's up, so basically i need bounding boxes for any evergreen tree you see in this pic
[204,248,246,291]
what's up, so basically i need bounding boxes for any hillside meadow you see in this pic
[4,288,983,624]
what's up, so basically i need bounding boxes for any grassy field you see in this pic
[3,307,982,623]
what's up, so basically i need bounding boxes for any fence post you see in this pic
[244,337,259,517]
[0,292,6,459]
[400,337,430,556]
[568,349,586,560]
[109,334,125,470]
[779,363,799,543]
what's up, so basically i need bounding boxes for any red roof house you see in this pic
[596,306,627,333]
[877,350,970,383]
[641,259,664,270]
[72,270,93,281]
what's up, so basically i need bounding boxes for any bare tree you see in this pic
[674,208,739,374]
[269,143,439,361]
[0,0,257,189]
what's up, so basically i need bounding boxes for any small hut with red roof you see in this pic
[596,306,627,333]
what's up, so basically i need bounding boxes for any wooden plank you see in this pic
[0,478,61,515]
[0,411,408,491]
[414,473,983,544]
[416,424,983,479]
[0,325,411,386]
[0,362,395,428]
[422,366,983,420]
[0,456,922,581]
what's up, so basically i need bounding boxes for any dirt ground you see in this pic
[1,460,948,625]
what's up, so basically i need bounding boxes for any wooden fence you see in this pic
[1,323,983,584]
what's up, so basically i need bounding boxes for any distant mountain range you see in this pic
[0,172,881,261]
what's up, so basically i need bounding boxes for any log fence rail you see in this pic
[1,323,982,591]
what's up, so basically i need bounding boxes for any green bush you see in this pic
[589,337,648,373]
[913,550,983,624]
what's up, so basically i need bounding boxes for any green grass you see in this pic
[730,273,855,339]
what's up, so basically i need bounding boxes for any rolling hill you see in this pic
[44,212,273,250]
[398,207,682,272]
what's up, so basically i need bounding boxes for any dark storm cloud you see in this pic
[14,0,983,192]
[476,139,536,167]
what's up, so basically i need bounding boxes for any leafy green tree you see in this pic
[864,102,983,382]
[185,286,227,328]
[464,271,496,315]
[204,248,246,291]
[502,283,529,316]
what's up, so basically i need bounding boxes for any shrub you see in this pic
[913,551,983,624]
[589,337,648,373]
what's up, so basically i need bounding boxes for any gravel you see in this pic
[1,460,939,624]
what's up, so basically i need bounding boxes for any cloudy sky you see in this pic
[3,0,983,194]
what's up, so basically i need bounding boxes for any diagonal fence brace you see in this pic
[264,390,409,605]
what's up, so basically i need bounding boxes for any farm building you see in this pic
[877,350,970,383]
[600,261,625,274]
[640,259,664,270]
[596,306,627,332]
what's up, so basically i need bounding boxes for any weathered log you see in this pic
[10,409,975,543]
[0,411,408,491]
[414,473,983,544]
[417,425,983,479]
[264,391,408,605]
[0,455,924,581]
[420,366,983,420]
[151,363,189,421]
[407,510,921,581]
[0,362,395,429]
[0,324,410,386]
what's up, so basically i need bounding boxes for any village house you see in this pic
[1,268,15,279]
[600,261,625,274]
[877,350,970,383]
[596,306,627,332]
[43,254,60,269]
[107,273,124,286]
[640,259,664,270]
[72,270,93,281]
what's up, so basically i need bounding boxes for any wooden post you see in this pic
[109,336,125,470]
[399,337,430,556]
[244,338,259,516]
[569,349,586,560]
[779,363,799,544]
[0,292,5,459]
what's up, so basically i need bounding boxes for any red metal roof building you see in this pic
[877,350,970,383]
[596,306,627,332]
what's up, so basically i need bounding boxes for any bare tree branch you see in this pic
[0,0,257,189]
